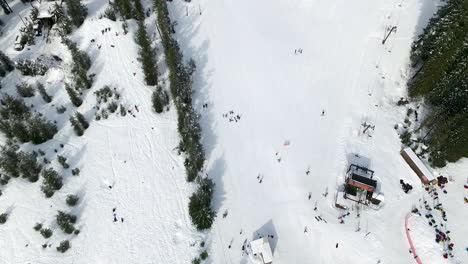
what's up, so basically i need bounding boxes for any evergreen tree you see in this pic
[33,223,42,231]
[135,22,158,86]
[17,151,42,182]
[52,2,72,36]
[188,178,215,230]
[103,6,117,21]
[152,86,169,113]
[57,240,71,253]
[64,0,88,27]
[16,82,35,97]
[132,0,145,21]
[0,213,8,224]
[408,0,468,166]
[56,211,76,234]
[0,95,30,120]
[70,116,84,136]
[0,51,14,72]
[0,142,20,178]
[75,111,89,129]
[65,83,83,107]
[30,7,39,21]
[37,82,52,103]
[57,155,69,169]
[115,0,133,19]
[41,168,63,197]
[63,39,92,89]
[66,194,79,206]
[40,228,53,238]
[27,115,58,144]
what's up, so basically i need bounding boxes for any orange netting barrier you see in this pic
[405,213,423,264]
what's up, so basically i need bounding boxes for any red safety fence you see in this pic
[405,213,423,264]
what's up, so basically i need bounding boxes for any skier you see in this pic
[321,110,325,116]
[336,243,339,248]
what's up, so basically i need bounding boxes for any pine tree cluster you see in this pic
[63,39,93,90]
[16,59,48,76]
[152,85,169,113]
[51,2,72,36]
[57,155,69,169]
[0,142,42,183]
[40,228,53,238]
[64,0,87,27]
[135,21,158,86]
[37,82,52,103]
[102,6,117,21]
[70,111,89,136]
[188,178,215,230]
[154,0,204,182]
[16,82,35,97]
[57,240,71,253]
[66,194,79,206]
[153,0,213,230]
[0,51,14,77]
[114,0,134,20]
[41,168,63,198]
[0,95,57,144]
[56,211,77,234]
[408,0,468,167]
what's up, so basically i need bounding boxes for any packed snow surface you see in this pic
[0,0,467,263]
[170,0,468,263]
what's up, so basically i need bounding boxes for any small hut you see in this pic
[250,237,273,264]
[400,147,435,184]
[37,1,60,27]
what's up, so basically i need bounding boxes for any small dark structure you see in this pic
[344,164,378,204]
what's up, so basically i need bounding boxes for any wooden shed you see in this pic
[401,147,435,184]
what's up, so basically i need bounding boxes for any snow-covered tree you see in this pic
[64,0,87,27]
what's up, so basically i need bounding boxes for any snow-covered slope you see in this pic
[169,0,468,263]
[1,0,467,263]
[0,1,200,263]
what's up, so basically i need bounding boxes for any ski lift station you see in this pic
[336,154,384,209]
[400,147,436,184]
[250,237,273,264]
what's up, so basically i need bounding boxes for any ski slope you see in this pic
[169,0,468,263]
[0,1,200,263]
[1,0,467,263]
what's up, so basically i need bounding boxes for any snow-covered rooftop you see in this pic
[37,1,58,19]
[401,147,435,182]
[251,237,273,264]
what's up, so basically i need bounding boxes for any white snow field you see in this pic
[0,0,467,264]
[169,0,468,263]
[0,1,200,263]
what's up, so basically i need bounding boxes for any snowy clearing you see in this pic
[0,0,467,263]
